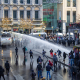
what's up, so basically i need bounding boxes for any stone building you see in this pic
[0,0,43,33]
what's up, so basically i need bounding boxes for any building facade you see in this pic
[0,0,43,33]
[43,0,80,35]
[57,0,80,35]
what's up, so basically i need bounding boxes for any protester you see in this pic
[42,49,46,57]
[78,59,80,70]
[37,62,42,80]
[57,49,61,58]
[15,47,18,56]
[63,52,66,63]
[46,63,53,80]
[0,65,5,80]
[50,49,53,57]
[31,70,36,80]
[53,52,58,67]
[23,46,27,56]
[29,50,33,59]
[49,60,53,67]
[37,56,43,64]
[5,61,10,76]
[71,64,77,80]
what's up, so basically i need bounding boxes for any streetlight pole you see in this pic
[51,26,53,36]
[32,26,33,35]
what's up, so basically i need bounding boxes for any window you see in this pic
[67,0,70,7]
[73,0,76,7]
[20,11,24,18]
[73,11,76,23]
[13,0,16,3]
[20,0,23,4]
[4,0,8,3]
[13,10,17,20]
[67,11,70,23]
[27,0,30,4]
[4,10,8,18]
[35,11,38,19]
[35,0,38,4]
[27,11,30,18]
[2,33,11,37]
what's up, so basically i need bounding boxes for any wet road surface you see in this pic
[0,45,80,80]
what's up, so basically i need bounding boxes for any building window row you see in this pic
[67,11,76,23]
[67,0,76,7]
[4,0,38,4]
[4,10,39,19]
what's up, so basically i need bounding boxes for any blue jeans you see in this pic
[38,70,42,78]
[70,59,74,66]
[47,71,51,79]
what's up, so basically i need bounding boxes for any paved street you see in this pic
[0,43,80,80]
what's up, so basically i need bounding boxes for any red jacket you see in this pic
[49,60,53,67]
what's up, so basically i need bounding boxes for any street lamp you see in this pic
[31,26,33,35]
[51,26,53,36]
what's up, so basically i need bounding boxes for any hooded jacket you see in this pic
[53,55,58,62]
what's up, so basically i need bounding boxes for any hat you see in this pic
[54,53,56,55]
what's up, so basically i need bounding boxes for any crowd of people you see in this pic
[47,35,79,47]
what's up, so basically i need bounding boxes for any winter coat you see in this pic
[29,51,33,55]
[53,55,58,62]
[63,52,66,59]
[46,65,52,71]
[37,64,42,71]
[49,60,53,67]
[50,50,53,53]
[37,57,43,63]
[5,62,10,69]
[31,70,36,79]
[0,66,5,75]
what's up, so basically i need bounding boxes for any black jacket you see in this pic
[46,65,52,71]
[31,70,36,79]
[29,51,33,55]
[37,64,42,71]
[37,57,43,63]
[5,62,10,69]
[0,66,5,75]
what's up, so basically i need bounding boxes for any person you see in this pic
[0,65,5,80]
[78,59,80,70]
[42,49,46,58]
[37,62,42,80]
[15,47,18,56]
[31,70,36,80]
[63,52,66,63]
[57,49,61,58]
[50,49,53,57]
[5,61,10,76]
[37,56,43,64]
[71,64,77,80]
[23,46,27,56]
[29,50,33,59]
[46,63,53,80]
[49,60,53,67]
[53,53,58,67]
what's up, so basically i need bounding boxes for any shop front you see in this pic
[43,0,57,34]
